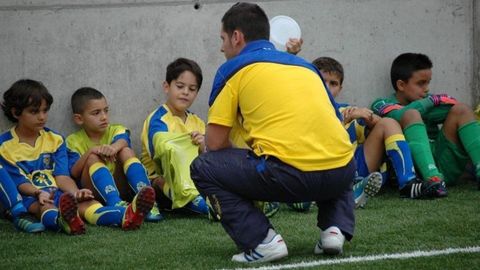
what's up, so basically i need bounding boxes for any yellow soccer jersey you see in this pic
[338,104,367,151]
[141,104,205,179]
[66,124,130,174]
[0,127,70,189]
[209,61,353,171]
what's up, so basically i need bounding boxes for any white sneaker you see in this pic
[314,226,345,255]
[232,234,288,263]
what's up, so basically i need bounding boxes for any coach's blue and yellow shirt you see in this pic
[141,104,205,179]
[209,40,353,171]
[66,124,130,174]
[0,127,70,189]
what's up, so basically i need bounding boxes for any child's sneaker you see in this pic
[115,200,129,207]
[286,201,312,212]
[13,212,45,233]
[58,192,85,235]
[232,234,288,263]
[314,226,345,255]
[145,202,164,222]
[185,195,209,215]
[260,201,280,217]
[399,178,439,199]
[353,172,383,208]
[122,186,155,230]
[428,176,448,197]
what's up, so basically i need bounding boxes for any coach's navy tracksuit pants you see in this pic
[190,148,355,252]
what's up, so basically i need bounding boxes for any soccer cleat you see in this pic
[353,172,383,208]
[399,178,440,199]
[145,202,164,222]
[428,176,448,197]
[13,212,45,233]
[114,200,129,207]
[185,195,209,215]
[232,234,288,263]
[263,202,280,217]
[314,226,345,255]
[122,186,155,230]
[58,192,85,235]
[286,201,312,212]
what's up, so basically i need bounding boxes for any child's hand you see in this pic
[74,189,94,202]
[429,94,457,106]
[191,131,206,153]
[95,145,117,162]
[342,107,374,123]
[36,190,54,205]
[191,131,205,145]
[286,38,303,55]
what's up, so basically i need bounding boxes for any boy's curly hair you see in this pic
[2,79,53,123]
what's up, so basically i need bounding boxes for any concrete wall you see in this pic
[474,0,480,108]
[0,0,476,152]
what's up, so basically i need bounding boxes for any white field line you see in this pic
[220,246,480,270]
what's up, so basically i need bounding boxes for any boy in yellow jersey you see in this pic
[0,79,154,234]
[141,58,208,214]
[313,57,441,201]
[191,2,355,263]
[66,87,162,222]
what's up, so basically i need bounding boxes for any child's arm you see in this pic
[17,183,53,205]
[371,97,433,121]
[56,175,93,201]
[372,94,457,121]
[95,138,129,162]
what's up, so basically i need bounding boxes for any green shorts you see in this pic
[431,130,469,185]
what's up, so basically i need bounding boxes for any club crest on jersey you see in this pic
[31,171,53,187]
[42,154,53,170]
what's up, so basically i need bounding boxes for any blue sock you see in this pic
[385,135,416,189]
[123,158,150,193]
[89,162,122,206]
[0,166,25,216]
[84,203,125,226]
[41,209,60,231]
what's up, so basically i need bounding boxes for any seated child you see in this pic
[371,53,480,190]
[0,165,45,232]
[0,79,154,234]
[141,58,208,214]
[66,87,163,222]
[313,57,442,201]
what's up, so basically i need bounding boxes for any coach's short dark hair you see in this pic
[222,2,269,42]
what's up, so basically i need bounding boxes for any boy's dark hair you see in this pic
[391,53,433,91]
[312,57,344,84]
[222,2,269,42]
[165,58,203,90]
[71,87,105,114]
[2,79,53,123]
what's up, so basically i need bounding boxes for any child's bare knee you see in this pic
[117,147,135,159]
[378,117,398,128]
[85,152,103,166]
[400,109,422,126]
[449,102,473,116]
